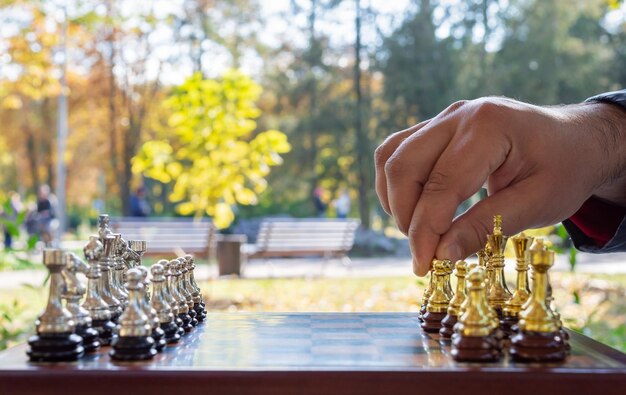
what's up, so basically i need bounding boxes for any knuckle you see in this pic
[407,225,420,240]
[374,144,389,168]
[384,155,408,179]
[443,100,469,115]
[423,170,450,194]
[469,98,504,123]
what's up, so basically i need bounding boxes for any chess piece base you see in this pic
[451,333,500,362]
[439,314,457,338]
[110,336,157,361]
[194,303,205,322]
[152,326,167,352]
[92,318,116,346]
[161,321,181,344]
[418,304,427,322]
[110,311,121,325]
[188,308,199,327]
[76,324,101,352]
[421,311,446,334]
[179,312,193,333]
[510,330,567,363]
[27,333,85,362]
[500,315,518,338]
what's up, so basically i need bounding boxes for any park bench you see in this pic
[244,218,360,264]
[110,217,216,259]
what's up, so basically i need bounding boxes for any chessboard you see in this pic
[1,312,625,395]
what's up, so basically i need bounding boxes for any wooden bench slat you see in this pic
[248,218,359,261]
[111,217,215,258]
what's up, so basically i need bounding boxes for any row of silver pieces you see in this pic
[33,214,205,356]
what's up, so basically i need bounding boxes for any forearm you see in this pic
[563,90,626,252]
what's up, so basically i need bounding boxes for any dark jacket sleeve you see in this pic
[562,89,626,253]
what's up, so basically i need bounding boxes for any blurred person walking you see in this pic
[313,187,327,218]
[129,186,151,217]
[333,189,351,219]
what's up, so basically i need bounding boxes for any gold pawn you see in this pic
[503,233,534,318]
[447,261,467,317]
[456,267,493,337]
[426,260,453,314]
[420,269,435,312]
[458,261,479,317]
[444,260,455,300]
[518,239,558,333]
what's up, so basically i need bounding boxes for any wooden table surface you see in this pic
[1,313,625,395]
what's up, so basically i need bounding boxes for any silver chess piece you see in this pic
[177,258,198,327]
[128,240,147,269]
[62,252,101,352]
[110,269,157,361]
[98,214,112,242]
[98,235,123,323]
[111,234,130,308]
[150,263,180,344]
[184,255,206,321]
[27,249,85,362]
[137,265,166,351]
[167,259,192,333]
[163,259,185,337]
[82,236,116,345]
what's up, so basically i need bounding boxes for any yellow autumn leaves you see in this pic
[132,70,290,229]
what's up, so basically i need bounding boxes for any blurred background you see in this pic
[0,0,625,353]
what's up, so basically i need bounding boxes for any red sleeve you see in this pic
[568,197,626,247]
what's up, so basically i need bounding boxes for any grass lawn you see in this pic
[1,272,624,353]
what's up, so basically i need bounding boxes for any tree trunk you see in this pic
[307,0,320,210]
[354,0,370,229]
[25,126,40,193]
[107,1,120,214]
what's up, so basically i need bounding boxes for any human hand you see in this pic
[374,97,626,276]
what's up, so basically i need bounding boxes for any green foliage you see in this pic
[0,195,38,271]
[0,298,29,351]
[133,70,291,228]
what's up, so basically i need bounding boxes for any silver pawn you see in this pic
[62,252,100,352]
[168,259,192,333]
[27,249,85,362]
[177,258,198,327]
[150,263,180,344]
[184,255,206,321]
[110,269,156,361]
[82,236,116,345]
[137,266,166,352]
[163,259,184,337]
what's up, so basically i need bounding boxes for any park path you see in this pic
[0,251,624,290]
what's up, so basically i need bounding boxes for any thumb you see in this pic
[435,179,545,261]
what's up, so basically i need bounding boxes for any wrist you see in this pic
[582,102,626,207]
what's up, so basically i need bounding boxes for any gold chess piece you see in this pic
[451,266,500,362]
[486,215,511,318]
[419,269,434,322]
[501,233,534,334]
[510,239,568,362]
[483,243,494,290]
[440,260,467,339]
[421,259,453,333]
